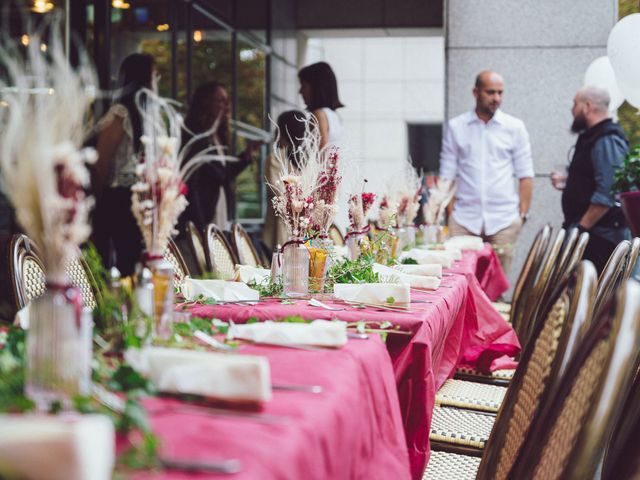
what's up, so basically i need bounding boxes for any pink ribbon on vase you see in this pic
[344,224,371,241]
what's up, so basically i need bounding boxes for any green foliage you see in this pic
[329,255,380,285]
[613,145,640,193]
[401,257,418,265]
[385,296,396,305]
[247,279,283,297]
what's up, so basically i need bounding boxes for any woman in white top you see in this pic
[92,53,157,275]
[298,62,344,149]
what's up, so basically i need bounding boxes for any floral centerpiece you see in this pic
[346,191,376,260]
[0,26,97,407]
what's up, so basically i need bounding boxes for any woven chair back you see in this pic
[550,227,578,287]
[512,279,640,480]
[476,261,598,480]
[519,227,565,345]
[622,236,640,281]
[65,254,99,311]
[328,223,345,246]
[164,238,190,290]
[206,224,239,280]
[510,224,551,333]
[232,223,261,267]
[186,221,209,275]
[9,234,46,309]
[593,240,631,318]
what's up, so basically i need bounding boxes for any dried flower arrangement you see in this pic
[348,191,377,233]
[396,160,421,227]
[131,90,227,255]
[423,178,456,225]
[310,148,343,237]
[0,26,97,282]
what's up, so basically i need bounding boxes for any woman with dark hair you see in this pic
[262,110,307,250]
[178,81,259,232]
[298,61,344,149]
[92,53,157,276]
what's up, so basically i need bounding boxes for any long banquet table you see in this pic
[177,244,517,478]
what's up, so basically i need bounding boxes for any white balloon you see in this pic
[583,56,624,111]
[607,13,640,108]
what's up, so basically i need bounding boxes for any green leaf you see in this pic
[385,296,396,305]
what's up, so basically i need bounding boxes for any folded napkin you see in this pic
[394,264,442,278]
[445,235,484,251]
[401,249,455,268]
[373,263,441,290]
[234,265,271,284]
[228,319,347,347]
[0,414,115,480]
[181,278,260,302]
[333,282,411,305]
[125,347,272,403]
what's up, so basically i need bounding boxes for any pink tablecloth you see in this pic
[134,336,410,479]
[472,243,510,301]
[188,248,519,478]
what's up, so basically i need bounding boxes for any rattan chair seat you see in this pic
[435,379,507,413]
[423,451,480,480]
[65,257,97,310]
[429,406,495,449]
[455,366,516,381]
[492,301,511,314]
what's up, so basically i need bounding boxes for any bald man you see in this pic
[439,71,534,275]
[552,85,630,273]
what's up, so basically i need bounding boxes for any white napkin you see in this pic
[228,319,347,347]
[373,263,441,290]
[333,283,411,305]
[125,347,272,403]
[445,235,485,251]
[233,265,271,284]
[14,303,30,329]
[181,278,260,302]
[0,414,115,480]
[401,249,456,268]
[394,264,442,278]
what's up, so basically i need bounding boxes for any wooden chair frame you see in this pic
[186,221,209,275]
[622,236,640,282]
[165,237,190,287]
[328,223,345,246]
[593,240,631,318]
[9,234,46,310]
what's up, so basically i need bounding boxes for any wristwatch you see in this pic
[520,212,530,223]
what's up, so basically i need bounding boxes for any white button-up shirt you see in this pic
[439,109,534,236]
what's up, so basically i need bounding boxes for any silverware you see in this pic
[194,330,234,351]
[160,457,241,474]
[273,383,323,393]
[347,332,369,340]
[308,298,345,311]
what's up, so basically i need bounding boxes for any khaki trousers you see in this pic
[449,216,524,275]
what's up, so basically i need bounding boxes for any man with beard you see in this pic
[552,85,630,273]
[439,70,534,275]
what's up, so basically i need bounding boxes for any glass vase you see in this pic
[283,239,309,297]
[308,237,332,294]
[26,282,93,411]
[346,233,363,261]
[143,254,175,340]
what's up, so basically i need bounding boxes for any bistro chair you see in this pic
[510,279,640,480]
[186,221,209,275]
[425,262,598,479]
[9,234,46,310]
[458,225,553,386]
[231,223,261,267]
[328,223,345,246]
[205,223,239,280]
[601,371,640,480]
[164,237,190,290]
[593,240,631,318]
[549,227,579,287]
[622,236,640,281]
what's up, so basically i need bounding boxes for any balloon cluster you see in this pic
[587,13,640,111]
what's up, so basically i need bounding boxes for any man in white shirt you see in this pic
[439,71,534,274]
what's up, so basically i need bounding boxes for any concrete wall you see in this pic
[445,0,618,292]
